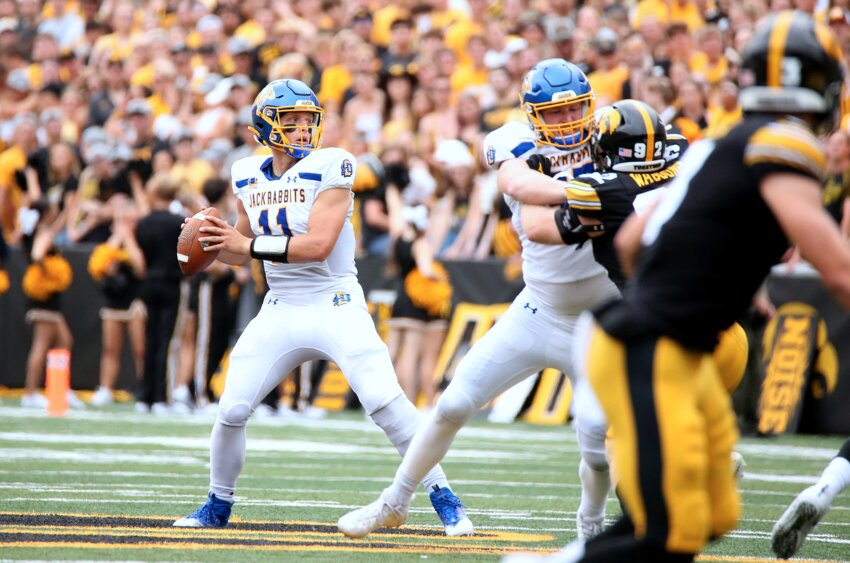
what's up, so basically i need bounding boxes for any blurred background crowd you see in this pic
[2,0,850,413]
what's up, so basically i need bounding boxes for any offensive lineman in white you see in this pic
[172,79,472,535]
[338,59,620,540]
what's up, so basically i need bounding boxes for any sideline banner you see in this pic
[765,268,848,434]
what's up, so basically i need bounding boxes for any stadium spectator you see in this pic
[0,114,39,243]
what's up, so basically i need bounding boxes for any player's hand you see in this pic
[198,214,251,255]
[526,154,551,176]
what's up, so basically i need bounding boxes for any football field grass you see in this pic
[0,402,848,562]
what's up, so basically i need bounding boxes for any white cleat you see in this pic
[576,511,604,542]
[501,540,586,563]
[771,484,832,559]
[337,490,410,538]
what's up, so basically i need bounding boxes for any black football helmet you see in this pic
[739,10,846,130]
[591,99,667,173]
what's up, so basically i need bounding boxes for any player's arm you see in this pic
[497,158,569,205]
[522,204,563,244]
[286,186,350,262]
[761,174,850,308]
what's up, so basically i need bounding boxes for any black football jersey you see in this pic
[595,116,826,351]
[564,134,688,290]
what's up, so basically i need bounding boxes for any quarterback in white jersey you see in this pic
[338,59,620,541]
[172,79,472,536]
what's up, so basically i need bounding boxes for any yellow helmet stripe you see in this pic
[634,102,655,162]
[767,11,795,88]
[814,20,843,62]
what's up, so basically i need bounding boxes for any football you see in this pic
[176,207,221,275]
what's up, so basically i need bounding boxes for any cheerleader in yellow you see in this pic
[20,199,80,408]
[386,205,452,409]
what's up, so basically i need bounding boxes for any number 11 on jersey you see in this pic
[258,207,292,237]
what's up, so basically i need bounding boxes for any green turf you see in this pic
[0,402,848,562]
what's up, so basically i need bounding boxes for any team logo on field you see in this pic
[333,291,351,306]
[486,146,496,166]
[341,160,353,178]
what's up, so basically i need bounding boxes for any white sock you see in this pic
[577,459,610,518]
[816,457,850,502]
[390,409,463,501]
[209,421,245,503]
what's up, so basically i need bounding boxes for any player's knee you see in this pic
[577,423,609,471]
[370,395,420,443]
[217,400,252,427]
[436,388,476,426]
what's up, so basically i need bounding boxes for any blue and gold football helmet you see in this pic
[249,79,324,159]
[520,58,595,149]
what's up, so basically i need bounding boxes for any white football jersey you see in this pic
[231,148,358,296]
[483,121,608,311]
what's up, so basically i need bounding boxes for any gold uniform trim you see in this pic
[744,123,826,179]
[566,182,602,210]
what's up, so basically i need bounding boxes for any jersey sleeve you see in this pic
[230,158,258,196]
[317,148,356,194]
[566,173,636,229]
[565,177,604,215]
[744,121,826,184]
[483,122,537,170]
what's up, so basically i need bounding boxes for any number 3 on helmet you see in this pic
[520,58,595,149]
[249,79,324,159]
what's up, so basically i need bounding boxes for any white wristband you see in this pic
[250,235,290,262]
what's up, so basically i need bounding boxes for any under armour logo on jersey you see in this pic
[333,291,351,306]
[524,303,537,314]
[286,176,297,183]
[267,298,279,305]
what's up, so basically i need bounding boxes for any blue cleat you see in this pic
[429,485,474,536]
[173,492,233,528]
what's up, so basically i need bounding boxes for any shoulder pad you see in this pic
[744,120,826,181]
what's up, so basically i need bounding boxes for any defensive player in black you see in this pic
[508,11,850,563]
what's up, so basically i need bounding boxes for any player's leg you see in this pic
[701,361,740,540]
[174,300,308,527]
[583,323,710,560]
[772,437,850,558]
[339,289,547,537]
[322,287,469,535]
[570,312,611,541]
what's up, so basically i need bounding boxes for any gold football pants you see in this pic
[585,320,740,553]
